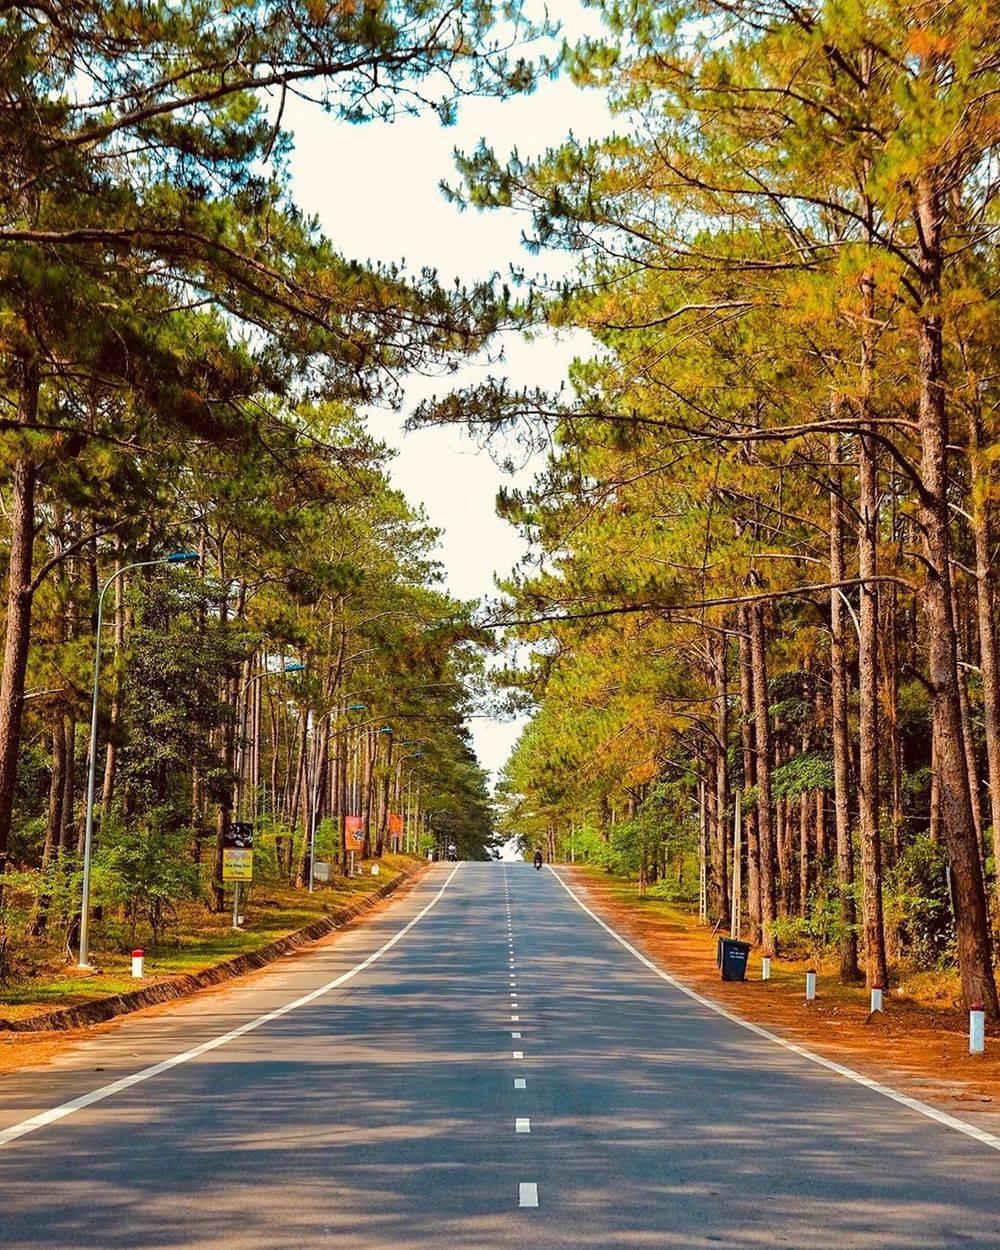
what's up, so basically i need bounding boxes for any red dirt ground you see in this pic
[568,866,1000,1122]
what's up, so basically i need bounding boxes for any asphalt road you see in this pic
[1,862,999,1249]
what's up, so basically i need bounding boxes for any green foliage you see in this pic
[885,837,955,970]
[95,815,200,949]
[772,753,834,800]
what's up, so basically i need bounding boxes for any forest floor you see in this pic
[0,853,422,1025]
[568,865,1000,1121]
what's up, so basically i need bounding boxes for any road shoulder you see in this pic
[564,864,1000,1139]
[0,860,431,1079]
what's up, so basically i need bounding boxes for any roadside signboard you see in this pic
[222,821,254,882]
[345,815,364,853]
[389,812,404,848]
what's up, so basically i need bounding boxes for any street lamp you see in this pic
[77,551,199,968]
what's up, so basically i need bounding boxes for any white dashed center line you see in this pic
[519,1182,539,1208]
[516,1117,531,1133]
[514,1078,526,1089]
[513,1050,523,1059]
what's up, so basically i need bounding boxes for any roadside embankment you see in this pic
[0,855,427,1036]
[567,865,1000,1120]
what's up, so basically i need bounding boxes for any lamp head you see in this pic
[167,551,199,564]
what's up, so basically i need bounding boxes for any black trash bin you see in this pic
[717,937,751,982]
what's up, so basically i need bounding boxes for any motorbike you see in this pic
[533,853,543,871]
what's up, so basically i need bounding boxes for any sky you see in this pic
[285,2,613,781]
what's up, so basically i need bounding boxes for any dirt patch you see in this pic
[568,866,1000,1118]
[0,862,427,1074]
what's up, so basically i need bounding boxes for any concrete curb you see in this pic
[0,863,426,1034]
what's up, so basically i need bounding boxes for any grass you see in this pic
[0,854,419,1020]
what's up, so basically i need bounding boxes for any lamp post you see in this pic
[396,748,422,853]
[78,551,199,968]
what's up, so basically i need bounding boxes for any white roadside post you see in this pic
[805,969,817,1002]
[870,985,884,1013]
[131,949,144,979]
[970,1002,986,1055]
[761,956,771,981]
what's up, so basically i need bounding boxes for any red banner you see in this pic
[345,815,364,853]
[389,812,404,846]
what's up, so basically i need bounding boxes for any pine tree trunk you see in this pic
[967,403,1000,897]
[799,788,810,917]
[748,598,777,956]
[737,607,761,941]
[858,402,889,989]
[705,751,721,919]
[776,790,791,918]
[29,720,67,935]
[829,433,861,981]
[710,634,730,924]
[62,718,77,852]
[956,636,984,858]
[100,553,126,817]
[881,584,904,866]
[915,173,998,1015]
[0,360,40,880]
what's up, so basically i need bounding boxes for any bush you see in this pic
[885,835,954,968]
[95,812,199,948]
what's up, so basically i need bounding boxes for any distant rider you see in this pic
[533,850,543,870]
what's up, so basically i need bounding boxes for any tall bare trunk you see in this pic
[915,173,998,1015]
[709,634,730,922]
[737,609,760,941]
[858,412,889,987]
[0,359,40,878]
[829,433,861,980]
[748,597,777,956]
[967,403,1000,898]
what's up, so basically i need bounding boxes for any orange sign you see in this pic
[345,815,364,853]
[389,812,404,841]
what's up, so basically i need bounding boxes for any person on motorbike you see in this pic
[533,850,543,870]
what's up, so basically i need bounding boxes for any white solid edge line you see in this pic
[547,865,1000,1154]
[0,865,463,1149]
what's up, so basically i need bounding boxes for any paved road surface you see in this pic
[1,862,998,1248]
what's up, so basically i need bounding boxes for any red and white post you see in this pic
[970,1002,986,1055]
[131,949,144,979]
